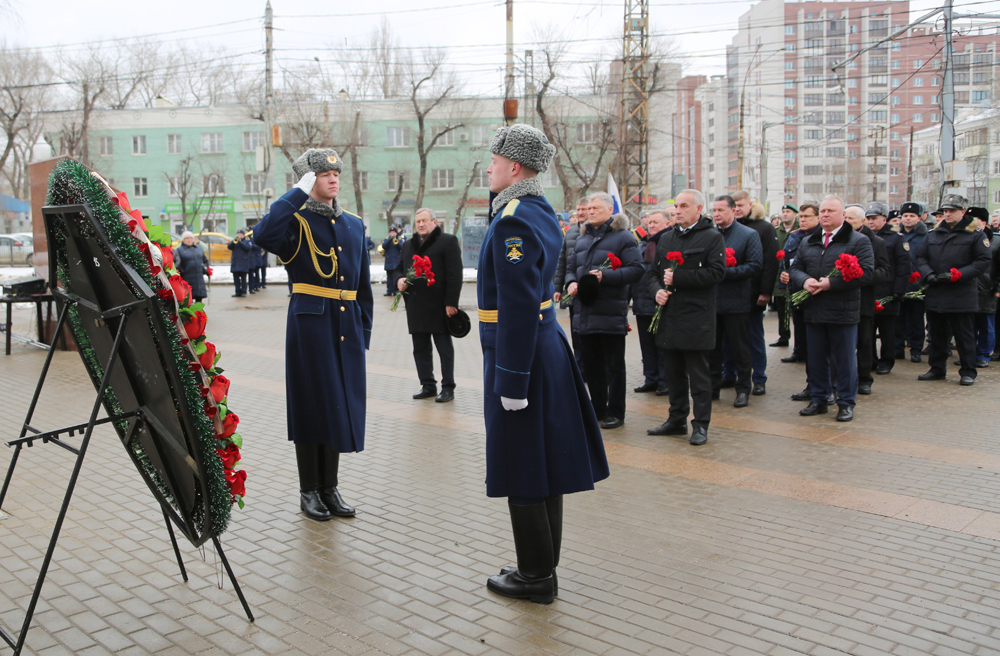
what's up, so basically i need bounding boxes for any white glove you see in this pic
[501,397,528,411]
[294,171,316,194]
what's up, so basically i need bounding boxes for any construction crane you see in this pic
[619,0,650,222]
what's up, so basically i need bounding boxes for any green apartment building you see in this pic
[43,96,614,242]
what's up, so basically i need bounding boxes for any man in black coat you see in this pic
[227,230,252,297]
[895,203,930,362]
[710,195,762,407]
[395,209,463,402]
[564,193,644,430]
[869,204,911,374]
[732,190,779,395]
[789,197,875,422]
[969,208,1000,366]
[553,198,588,377]
[631,210,671,395]
[845,205,890,395]
[914,194,992,385]
[644,190,726,446]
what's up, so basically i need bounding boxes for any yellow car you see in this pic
[171,232,234,264]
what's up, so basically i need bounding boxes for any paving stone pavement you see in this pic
[2,281,1000,655]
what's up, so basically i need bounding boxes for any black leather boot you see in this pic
[318,447,355,517]
[487,501,555,604]
[500,495,562,596]
[295,444,330,521]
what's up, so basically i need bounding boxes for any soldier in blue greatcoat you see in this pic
[253,148,374,522]
[380,224,405,296]
[478,124,609,604]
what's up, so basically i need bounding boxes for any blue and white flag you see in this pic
[607,172,622,214]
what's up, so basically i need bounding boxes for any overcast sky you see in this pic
[4,0,1000,100]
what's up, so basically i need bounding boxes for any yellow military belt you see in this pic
[478,300,552,323]
[292,283,358,300]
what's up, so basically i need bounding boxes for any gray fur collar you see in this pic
[305,196,343,218]
[491,177,545,216]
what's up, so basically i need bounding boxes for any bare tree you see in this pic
[384,174,405,228]
[0,44,51,189]
[340,16,408,100]
[164,155,199,231]
[407,50,463,209]
[59,44,114,166]
[453,156,483,234]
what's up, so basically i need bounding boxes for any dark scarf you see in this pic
[643,228,668,262]
[413,226,441,254]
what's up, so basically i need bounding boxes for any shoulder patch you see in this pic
[902,241,909,251]
[505,237,524,263]
[501,198,521,218]
[985,237,992,248]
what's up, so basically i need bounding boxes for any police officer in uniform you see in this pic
[869,203,911,374]
[914,194,992,385]
[253,148,374,520]
[479,124,609,604]
[380,225,405,296]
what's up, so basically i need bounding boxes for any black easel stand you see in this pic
[0,299,252,656]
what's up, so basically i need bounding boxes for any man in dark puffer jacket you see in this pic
[789,197,874,422]
[564,192,643,429]
[631,210,672,395]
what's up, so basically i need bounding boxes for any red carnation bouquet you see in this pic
[909,271,921,283]
[390,254,435,311]
[648,251,685,333]
[791,253,864,306]
[597,251,623,272]
[725,247,737,267]
[950,267,962,282]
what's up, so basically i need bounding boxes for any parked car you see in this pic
[0,234,32,266]
[171,232,232,264]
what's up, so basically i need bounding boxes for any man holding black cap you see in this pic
[869,202,911,375]
[914,194,992,385]
[896,201,929,362]
[479,123,609,604]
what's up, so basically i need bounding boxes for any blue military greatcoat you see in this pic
[478,191,609,498]
[253,188,374,452]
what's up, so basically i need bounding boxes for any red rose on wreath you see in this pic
[210,374,230,403]
[218,443,241,469]
[168,274,192,307]
[200,341,217,370]
[218,411,239,438]
[183,310,207,340]
[225,469,247,497]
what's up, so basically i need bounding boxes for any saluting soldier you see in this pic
[253,148,374,521]
[914,194,992,385]
[380,224,406,296]
[479,124,609,604]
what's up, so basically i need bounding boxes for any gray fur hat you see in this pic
[292,148,343,177]
[489,124,556,173]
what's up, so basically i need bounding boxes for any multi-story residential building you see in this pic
[674,0,1000,211]
[42,95,616,241]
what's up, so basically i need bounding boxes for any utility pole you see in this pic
[264,1,275,212]
[503,0,517,126]
[737,42,763,191]
[620,0,650,222]
[906,127,914,200]
[870,127,883,202]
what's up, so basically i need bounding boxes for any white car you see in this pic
[0,234,33,266]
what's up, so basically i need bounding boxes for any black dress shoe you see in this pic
[413,386,437,399]
[953,360,962,367]
[719,378,736,389]
[499,567,558,596]
[910,353,922,363]
[751,382,766,396]
[858,383,872,395]
[600,416,623,429]
[435,390,454,403]
[689,426,708,446]
[960,376,975,386]
[487,570,554,604]
[917,371,945,381]
[781,354,805,363]
[799,402,828,416]
[790,388,811,401]
[382,292,395,296]
[655,385,670,396]
[769,339,789,347]
[634,382,657,393]
[733,392,749,408]
[976,360,990,368]
[826,395,836,405]
[300,490,331,521]
[320,488,356,517]
[992,352,1000,361]
[836,406,854,422]
[875,365,891,375]
[648,421,687,436]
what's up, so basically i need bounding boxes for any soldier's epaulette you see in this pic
[342,210,362,221]
[501,199,521,218]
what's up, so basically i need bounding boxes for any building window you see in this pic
[973,90,990,103]
[387,127,411,148]
[804,165,823,175]
[474,168,490,189]
[956,91,970,104]
[431,169,454,190]
[201,133,224,153]
[133,177,148,197]
[434,127,455,146]
[785,80,797,89]
[805,130,822,139]
[913,59,924,69]
[132,135,146,155]
[870,76,888,86]
[99,136,113,156]
[576,122,601,143]
[785,62,796,70]
[913,113,923,123]
[870,110,887,121]
[472,125,492,146]
[167,134,182,154]
[386,170,411,191]
[826,147,845,158]
[827,112,845,123]
[785,25,795,34]
[868,93,888,104]
[891,60,901,69]
[913,77,924,87]
[804,94,823,106]
[930,113,939,122]
[244,173,266,195]
[891,185,899,194]
[243,131,265,152]
[913,95,923,105]
[203,174,225,195]
[891,132,899,141]
[285,173,295,191]
[785,97,796,107]
[932,77,940,87]
[784,133,796,142]
[358,171,369,192]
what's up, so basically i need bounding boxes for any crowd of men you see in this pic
[550,190,998,446]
